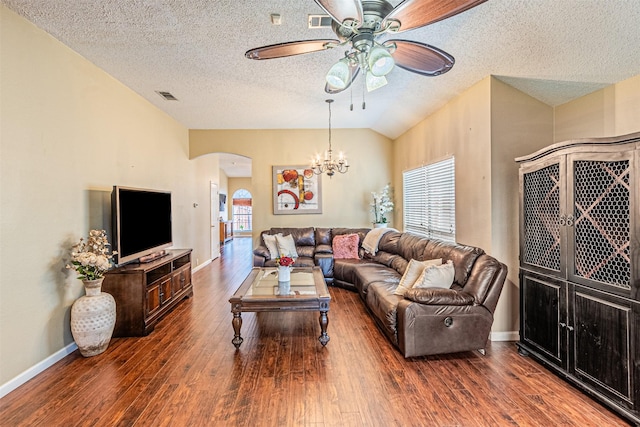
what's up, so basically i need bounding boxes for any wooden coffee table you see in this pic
[229,267,331,348]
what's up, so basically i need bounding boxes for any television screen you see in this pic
[113,186,172,265]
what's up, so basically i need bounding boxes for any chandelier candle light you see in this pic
[311,99,349,178]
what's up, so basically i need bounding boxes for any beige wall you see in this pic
[554,74,640,141]
[0,7,219,386]
[393,77,493,250]
[393,77,555,336]
[490,78,554,335]
[190,128,393,242]
[218,169,229,221]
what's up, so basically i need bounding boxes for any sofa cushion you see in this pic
[276,234,298,258]
[395,233,432,264]
[367,250,406,272]
[421,239,484,287]
[377,231,403,254]
[354,263,402,296]
[270,227,315,246]
[315,228,332,246]
[333,258,379,292]
[333,233,359,259]
[315,244,333,254]
[413,260,455,289]
[394,258,442,296]
[404,288,475,305]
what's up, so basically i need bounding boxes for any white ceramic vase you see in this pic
[277,265,291,282]
[278,281,291,295]
[71,278,116,357]
[373,223,388,229]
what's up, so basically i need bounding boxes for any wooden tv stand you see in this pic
[102,249,193,337]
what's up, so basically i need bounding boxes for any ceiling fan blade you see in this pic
[325,65,360,94]
[314,0,363,26]
[387,40,454,76]
[245,39,339,60]
[383,0,487,33]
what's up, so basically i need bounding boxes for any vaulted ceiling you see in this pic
[4,1,640,146]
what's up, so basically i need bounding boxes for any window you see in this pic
[232,189,252,232]
[403,157,455,242]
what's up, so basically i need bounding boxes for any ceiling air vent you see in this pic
[156,91,178,101]
[308,14,332,29]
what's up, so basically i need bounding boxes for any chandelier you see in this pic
[311,99,349,178]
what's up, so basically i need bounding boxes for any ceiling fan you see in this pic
[245,0,487,94]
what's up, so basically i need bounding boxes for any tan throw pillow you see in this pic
[275,234,298,258]
[413,260,455,289]
[394,258,442,296]
[262,233,281,259]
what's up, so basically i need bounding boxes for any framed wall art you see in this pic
[272,165,322,215]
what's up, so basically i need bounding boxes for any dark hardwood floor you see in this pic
[0,237,632,426]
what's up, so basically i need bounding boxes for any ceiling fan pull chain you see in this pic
[362,75,366,110]
[350,83,354,111]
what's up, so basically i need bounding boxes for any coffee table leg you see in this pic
[318,310,330,346]
[232,312,243,349]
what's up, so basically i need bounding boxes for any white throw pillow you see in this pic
[394,258,442,296]
[412,260,455,289]
[262,233,281,259]
[275,234,298,258]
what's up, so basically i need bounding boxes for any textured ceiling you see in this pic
[4,0,640,177]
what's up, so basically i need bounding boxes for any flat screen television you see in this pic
[112,186,173,265]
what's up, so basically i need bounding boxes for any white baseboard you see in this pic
[490,331,519,342]
[0,342,78,399]
[192,258,212,274]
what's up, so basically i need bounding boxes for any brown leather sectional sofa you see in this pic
[253,227,507,357]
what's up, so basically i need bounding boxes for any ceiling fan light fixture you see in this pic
[325,58,350,89]
[366,71,387,92]
[368,46,394,76]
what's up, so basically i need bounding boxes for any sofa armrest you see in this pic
[253,246,270,266]
[254,245,271,258]
[404,288,475,306]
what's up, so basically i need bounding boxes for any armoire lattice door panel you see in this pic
[572,159,631,290]
[523,163,561,272]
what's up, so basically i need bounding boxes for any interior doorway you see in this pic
[231,189,252,236]
[210,182,220,260]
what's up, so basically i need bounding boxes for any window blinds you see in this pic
[402,157,455,242]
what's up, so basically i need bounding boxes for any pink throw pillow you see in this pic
[333,234,360,259]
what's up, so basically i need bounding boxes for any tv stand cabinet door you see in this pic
[146,282,161,318]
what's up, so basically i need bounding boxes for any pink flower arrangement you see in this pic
[276,256,294,267]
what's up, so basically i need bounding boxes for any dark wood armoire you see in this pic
[516,132,639,425]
